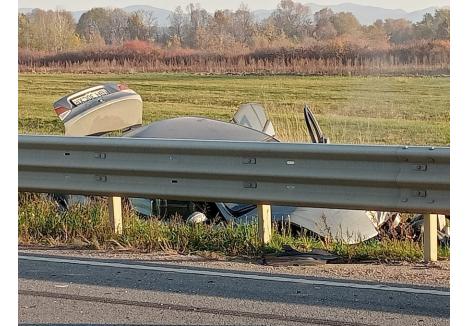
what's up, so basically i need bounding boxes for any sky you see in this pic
[18,0,450,12]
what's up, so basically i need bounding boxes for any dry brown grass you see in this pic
[18,40,449,76]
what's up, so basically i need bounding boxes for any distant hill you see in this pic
[404,7,439,23]
[324,3,406,24]
[311,3,440,25]
[121,5,172,26]
[253,2,444,25]
[19,2,447,27]
[19,5,172,25]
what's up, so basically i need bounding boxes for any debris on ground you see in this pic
[261,245,340,266]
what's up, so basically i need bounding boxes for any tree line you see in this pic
[18,0,449,53]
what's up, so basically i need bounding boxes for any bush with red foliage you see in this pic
[122,40,156,53]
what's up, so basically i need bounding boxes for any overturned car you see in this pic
[51,83,399,244]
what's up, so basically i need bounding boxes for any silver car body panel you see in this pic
[124,116,277,142]
[64,92,142,136]
[216,203,377,244]
[54,85,142,136]
[232,103,276,137]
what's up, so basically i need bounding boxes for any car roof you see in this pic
[124,117,278,142]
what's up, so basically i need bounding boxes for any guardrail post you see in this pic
[108,196,123,234]
[258,204,272,244]
[423,213,438,262]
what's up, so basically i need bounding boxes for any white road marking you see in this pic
[19,255,449,296]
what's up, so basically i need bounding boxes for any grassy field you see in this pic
[18,73,450,145]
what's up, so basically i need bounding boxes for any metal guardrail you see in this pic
[19,135,449,214]
[18,135,450,262]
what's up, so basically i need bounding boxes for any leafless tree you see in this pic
[169,6,187,42]
[271,0,312,38]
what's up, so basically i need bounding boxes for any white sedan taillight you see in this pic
[54,106,71,121]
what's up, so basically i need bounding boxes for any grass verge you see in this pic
[18,194,449,262]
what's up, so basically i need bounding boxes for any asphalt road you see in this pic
[18,252,450,326]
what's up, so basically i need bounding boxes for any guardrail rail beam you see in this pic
[18,135,450,261]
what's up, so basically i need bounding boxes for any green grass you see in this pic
[18,194,449,261]
[18,73,449,145]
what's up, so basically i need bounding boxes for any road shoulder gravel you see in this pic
[18,246,450,287]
